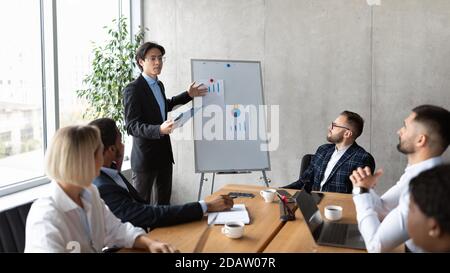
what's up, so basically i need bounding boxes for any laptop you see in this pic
[295,190,366,250]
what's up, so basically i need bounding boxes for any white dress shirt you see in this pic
[353,156,443,253]
[319,144,351,190]
[25,181,146,253]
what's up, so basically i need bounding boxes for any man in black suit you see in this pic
[90,118,233,230]
[123,42,207,205]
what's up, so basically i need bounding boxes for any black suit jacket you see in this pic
[93,170,203,230]
[123,75,192,171]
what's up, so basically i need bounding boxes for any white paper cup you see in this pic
[324,205,343,221]
[260,189,276,203]
[221,221,245,239]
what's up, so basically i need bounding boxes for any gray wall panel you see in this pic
[142,0,450,204]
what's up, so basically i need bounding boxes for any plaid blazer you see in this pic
[285,142,375,194]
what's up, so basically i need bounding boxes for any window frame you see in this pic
[0,0,141,198]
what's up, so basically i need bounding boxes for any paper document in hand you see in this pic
[207,204,250,225]
[173,107,200,128]
[193,79,225,108]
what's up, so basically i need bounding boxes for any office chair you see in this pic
[0,202,33,252]
[298,154,313,178]
[282,153,314,190]
[298,154,324,203]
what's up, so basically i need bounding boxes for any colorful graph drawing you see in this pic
[206,78,222,93]
[194,79,225,108]
[229,104,248,133]
[231,107,241,118]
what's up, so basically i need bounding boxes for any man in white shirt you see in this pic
[350,104,450,252]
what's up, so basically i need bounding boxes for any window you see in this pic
[57,0,120,127]
[0,132,12,143]
[0,0,44,188]
[0,0,139,196]
[20,126,34,142]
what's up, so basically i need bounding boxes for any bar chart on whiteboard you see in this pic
[196,79,225,107]
[229,104,249,134]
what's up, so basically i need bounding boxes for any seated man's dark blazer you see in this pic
[93,170,203,230]
[284,142,375,194]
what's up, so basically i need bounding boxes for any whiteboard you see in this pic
[191,59,270,173]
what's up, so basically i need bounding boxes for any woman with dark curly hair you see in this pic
[408,164,450,252]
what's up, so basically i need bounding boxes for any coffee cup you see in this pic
[221,221,245,239]
[259,189,276,203]
[324,205,343,221]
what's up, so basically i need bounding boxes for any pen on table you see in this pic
[221,194,236,199]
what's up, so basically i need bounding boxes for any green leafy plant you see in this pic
[77,16,146,134]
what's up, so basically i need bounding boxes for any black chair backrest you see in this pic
[299,154,313,179]
[0,202,33,253]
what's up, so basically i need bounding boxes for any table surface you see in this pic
[124,184,403,253]
[264,191,366,253]
[146,184,295,253]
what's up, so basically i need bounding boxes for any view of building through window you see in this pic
[57,0,120,127]
[0,0,129,189]
[0,0,44,187]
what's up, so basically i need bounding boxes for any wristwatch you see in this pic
[352,186,369,195]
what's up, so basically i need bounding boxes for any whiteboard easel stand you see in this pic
[197,170,271,201]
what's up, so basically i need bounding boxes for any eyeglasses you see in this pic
[146,56,166,63]
[331,122,351,131]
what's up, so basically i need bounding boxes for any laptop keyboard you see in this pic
[320,223,348,245]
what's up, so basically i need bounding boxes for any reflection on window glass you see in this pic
[57,0,120,127]
[0,0,44,187]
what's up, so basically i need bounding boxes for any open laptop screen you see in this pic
[296,190,324,237]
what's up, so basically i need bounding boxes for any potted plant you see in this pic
[77,16,146,134]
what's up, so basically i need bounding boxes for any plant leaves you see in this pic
[75,16,146,135]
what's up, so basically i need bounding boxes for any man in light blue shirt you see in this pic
[123,42,207,205]
[142,74,166,121]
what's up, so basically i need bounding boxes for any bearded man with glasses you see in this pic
[283,110,375,193]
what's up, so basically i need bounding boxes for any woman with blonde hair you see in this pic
[25,125,177,253]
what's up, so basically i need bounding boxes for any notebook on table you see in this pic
[207,204,250,225]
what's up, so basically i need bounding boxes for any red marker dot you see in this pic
[210,79,214,83]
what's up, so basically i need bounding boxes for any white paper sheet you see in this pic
[207,204,250,225]
[173,107,200,128]
[194,79,225,108]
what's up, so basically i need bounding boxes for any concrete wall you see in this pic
[143,0,450,204]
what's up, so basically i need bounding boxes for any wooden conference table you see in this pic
[135,184,400,253]
[264,190,365,253]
